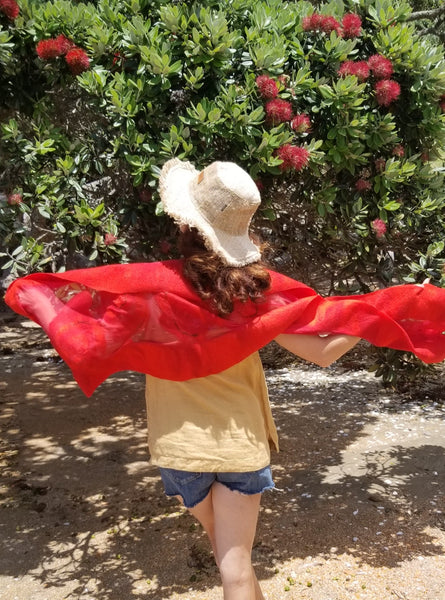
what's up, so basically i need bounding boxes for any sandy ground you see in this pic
[1,314,445,600]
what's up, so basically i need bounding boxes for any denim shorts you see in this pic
[159,466,274,508]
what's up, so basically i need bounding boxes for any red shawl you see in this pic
[5,260,445,396]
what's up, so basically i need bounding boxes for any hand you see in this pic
[18,283,65,330]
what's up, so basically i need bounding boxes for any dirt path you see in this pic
[1,314,445,600]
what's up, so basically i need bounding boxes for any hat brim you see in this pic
[159,158,261,266]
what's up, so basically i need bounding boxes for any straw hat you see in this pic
[159,158,262,266]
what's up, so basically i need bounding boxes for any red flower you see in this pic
[65,47,90,75]
[375,79,401,106]
[374,158,386,172]
[367,54,393,79]
[36,39,63,60]
[265,98,293,124]
[302,13,324,31]
[277,74,290,87]
[55,34,76,55]
[338,60,354,77]
[342,13,362,38]
[440,95,445,113]
[7,193,22,205]
[138,188,152,203]
[302,15,312,31]
[291,113,311,133]
[321,15,342,35]
[104,233,117,246]
[112,51,126,68]
[352,61,370,81]
[371,218,387,238]
[276,144,310,172]
[302,13,341,35]
[355,178,372,192]
[338,60,369,81]
[392,144,405,158]
[255,179,264,193]
[256,75,279,100]
[0,0,19,19]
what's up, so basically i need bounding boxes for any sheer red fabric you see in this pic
[5,259,445,396]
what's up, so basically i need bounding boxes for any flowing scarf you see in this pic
[5,259,445,396]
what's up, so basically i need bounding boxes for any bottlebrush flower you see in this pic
[104,233,117,245]
[338,61,354,77]
[355,178,372,192]
[277,74,290,87]
[265,98,293,124]
[392,144,405,157]
[367,54,393,79]
[256,75,279,100]
[291,114,311,133]
[0,0,19,19]
[302,13,341,35]
[138,188,152,203]
[302,14,318,31]
[65,47,90,75]
[255,179,265,193]
[351,61,369,81]
[321,15,342,35]
[338,60,369,81]
[7,193,22,205]
[375,79,401,106]
[36,39,63,60]
[374,158,386,173]
[342,13,362,38]
[112,51,125,68]
[276,144,310,172]
[371,218,387,238]
[55,34,76,55]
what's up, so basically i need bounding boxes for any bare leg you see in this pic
[187,491,218,559]
[188,483,265,600]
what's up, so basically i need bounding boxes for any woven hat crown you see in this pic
[189,162,260,235]
[159,158,262,266]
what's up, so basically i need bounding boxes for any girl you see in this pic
[145,158,360,600]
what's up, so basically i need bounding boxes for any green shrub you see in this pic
[1,0,444,384]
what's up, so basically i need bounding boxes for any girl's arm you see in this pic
[274,333,361,368]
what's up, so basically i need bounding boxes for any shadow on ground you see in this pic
[1,317,444,599]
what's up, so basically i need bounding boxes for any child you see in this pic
[145,158,359,599]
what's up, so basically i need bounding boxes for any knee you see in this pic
[219,551,253,589]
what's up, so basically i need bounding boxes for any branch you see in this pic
[418,25,445,39]
[405,6,445,22]
[417,14,445,39]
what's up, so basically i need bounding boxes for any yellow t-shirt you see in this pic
[145,352,279,472]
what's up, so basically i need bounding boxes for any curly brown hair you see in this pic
[179,227,271,316]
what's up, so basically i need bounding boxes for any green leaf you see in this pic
[261,208,277,221]
[155,201,165,217]
[318,84,334,99]
[38,207,51,219]
[382,201,401,211]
